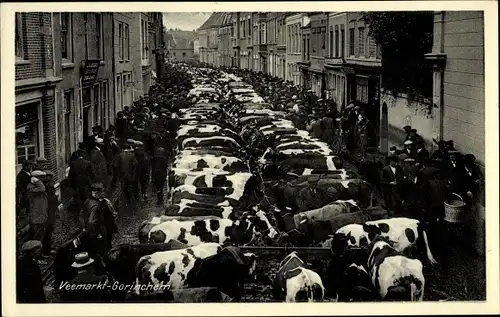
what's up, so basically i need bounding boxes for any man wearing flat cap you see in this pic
[16,240,46,303]
[380,155,404,215]
[82,182,118,257]
[59,252,110,303]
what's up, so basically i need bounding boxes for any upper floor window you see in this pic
[358,27,365,56]
[61,13,72,60]
[15,13,24,59]
[95,13,103,59]
[348,27,355,56]
[124,24,130,60]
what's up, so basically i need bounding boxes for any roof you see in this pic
[198,12,235,31]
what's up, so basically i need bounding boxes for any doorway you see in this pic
[83,107,90,137]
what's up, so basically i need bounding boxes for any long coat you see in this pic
[69,157,93,189]
[135,147,150,185]
[17,255,46,303]
[89,147,108,183]
[26,179,48,224]
[152,149,168,187]
[115,150,138,183]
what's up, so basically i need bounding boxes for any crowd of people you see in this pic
[15,61,484,303]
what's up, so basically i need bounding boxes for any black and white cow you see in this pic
[367,237,425,301]
[146,211,278,246]
[105,240,189,300]
[135,244,256,300]
[164,199,239,220]
[331,218,438,266]
[172,152,247,171]
[181,136,241,151]
[273,251,326,302]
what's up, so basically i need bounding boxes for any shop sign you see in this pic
[80,59,102,86]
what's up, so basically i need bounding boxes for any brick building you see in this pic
[309,13,328,97]
[297,14,311,89]
[15,13,62,178]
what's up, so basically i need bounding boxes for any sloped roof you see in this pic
[198,12,234,31]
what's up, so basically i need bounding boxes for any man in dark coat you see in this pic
[116,143,139,206]
[16,160,33,211]
[134,141,150,200]
[40,170,58,256]
[414,143,430,167]
[86,182,118,257]
[115,112,128,140]
[70,143,88,164]
[53,231,94,290]
[89,138,108,187]
[16,240,46,303]
[462,154,484,205]
[59,252,111,303]
[380,156,404,215]
[69,154,93,214]
[400,165,431,221]
[403,125,412,142]
[152,147,168,205]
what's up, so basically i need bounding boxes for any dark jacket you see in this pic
[400,173,431,218]
[17,255,46,303]
[54,238,80,288]
[116,150,138,183]
[135,147,150,184]
[152,149,168,186]
[16,170,32,208]
[69,157,93,189]
[380,165,404,186]
[89,147,108,183]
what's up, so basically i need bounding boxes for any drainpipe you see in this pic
[111,15,118,115]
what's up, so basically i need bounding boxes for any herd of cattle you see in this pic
[105,65,439,303]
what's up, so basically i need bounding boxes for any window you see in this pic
[329,27,333,57]
[358,27,365,56]
[182,52,186,57]
[341,29,345,57]
[335,29,339,57]
[93,84,100,126]
[116,75,122,108]
[61,13,72,60]
[63,90,73,163]
[368,36,377,58]
[15,13,23,58]
[101,81,108,126]
[349,28,355,56]
[118,23,123,60]
[95,13,103,59]
[124,24,130,60]
[16,103,40,168]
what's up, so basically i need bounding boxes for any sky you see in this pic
[163,12,212,31]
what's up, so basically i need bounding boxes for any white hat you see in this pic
[95,138,104,144]
[346,104,355,110]
[404,140,413,145]
[71,252,95,268]
[31,170,47,177]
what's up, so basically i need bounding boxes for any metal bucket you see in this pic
[444,193,467,223]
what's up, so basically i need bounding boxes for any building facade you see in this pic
[286,13,303,85]
[309,13,328,97]
[238,13,253,70]
[324,12,347,111]
[15,13,63,178]
[297,14,311,89]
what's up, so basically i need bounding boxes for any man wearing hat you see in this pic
[70,142,88,165]
[59,252,110,303]
[16,160,33,212]
[116,143,139,206]
[414,142,430,167]
[27,170,49,245]
[134,140,150,201]
[68,149,93,215]
[409,129,424,148]
[400,165,431,221]
[380,155,404,215]
[16,240,46,303]
[39,169,58,256]
[34,157,48,171]
[89,138,108,188]
[400,140,415,158]
[82,182,118,256]
[403,125,412,142]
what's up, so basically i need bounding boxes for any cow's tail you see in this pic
[422,229,438,266]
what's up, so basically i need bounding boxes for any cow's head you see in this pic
[230,210,279,246]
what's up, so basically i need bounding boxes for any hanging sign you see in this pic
[80,59,102,86]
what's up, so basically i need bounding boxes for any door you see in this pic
[83,107,90,137]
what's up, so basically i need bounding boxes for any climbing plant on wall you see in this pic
[362,12,434,103]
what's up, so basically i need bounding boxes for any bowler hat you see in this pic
[31,170,47,177]
[71,252,95,268]
[404,140,413,146]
